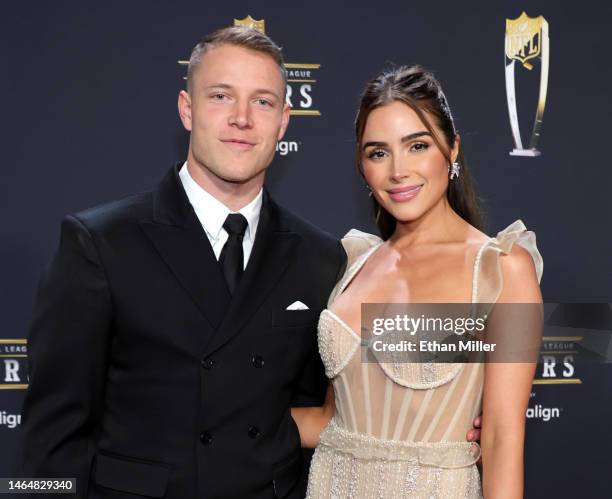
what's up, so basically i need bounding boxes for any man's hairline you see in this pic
[187,41,287,97]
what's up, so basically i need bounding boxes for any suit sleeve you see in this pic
[291,240,347,407]
[20,215,112,497]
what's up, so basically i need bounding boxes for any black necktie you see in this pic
[219,213,248,295]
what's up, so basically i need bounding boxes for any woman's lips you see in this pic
[386,184,423,202]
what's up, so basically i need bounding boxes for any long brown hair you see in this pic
[355,65,484,239]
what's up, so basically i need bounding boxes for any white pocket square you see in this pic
[286,301,309,310]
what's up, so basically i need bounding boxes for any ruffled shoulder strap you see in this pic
[328,229,383,306]
[472,219,543,303]
[341,229,383,267]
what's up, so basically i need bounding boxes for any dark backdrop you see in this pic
[2,1,611,497]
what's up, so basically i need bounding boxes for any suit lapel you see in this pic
[203,192,301,356]
[140,165,231,331]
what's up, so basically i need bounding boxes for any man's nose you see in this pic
[229,100,252,129]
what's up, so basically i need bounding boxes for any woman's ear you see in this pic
[451,134,461,163]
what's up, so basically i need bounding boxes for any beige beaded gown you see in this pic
[306,221,543,498]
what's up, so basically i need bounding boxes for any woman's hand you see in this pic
[291,382,335,448]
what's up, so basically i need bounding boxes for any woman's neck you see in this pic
[389,197,468,248]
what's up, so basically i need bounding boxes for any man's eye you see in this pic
[212,94,226,101]
[367,149,387,159]
[410,142,429,152]
[257,98,271,106]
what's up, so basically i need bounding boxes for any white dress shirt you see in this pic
[179,162,262,269]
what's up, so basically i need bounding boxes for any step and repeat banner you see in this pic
[2,1,611,497]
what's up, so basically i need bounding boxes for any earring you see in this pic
[366,184,373,197]
[449,161,460,180]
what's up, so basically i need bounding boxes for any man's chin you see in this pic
[218,176,254,185]
[191,155,266,185]
[214,168,266,186]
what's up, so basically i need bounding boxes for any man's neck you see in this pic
[186,157,263,212]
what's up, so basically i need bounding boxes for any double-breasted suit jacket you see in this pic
[20,164,346,498]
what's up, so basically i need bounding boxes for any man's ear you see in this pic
[277,102,291,141]
[178,90,192,131]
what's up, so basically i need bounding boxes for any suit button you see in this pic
[251,355,265,368]
[248,426,261,439]
[201,358,214,370]
[200,431,213,445]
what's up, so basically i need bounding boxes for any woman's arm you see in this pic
[291,382,335,448]
[481,244,543,499]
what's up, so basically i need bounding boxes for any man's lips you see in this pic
[220,138,256,151]
[386,184,423,202]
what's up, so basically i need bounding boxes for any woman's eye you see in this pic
[410,142,429,152]
[367,149,387,159]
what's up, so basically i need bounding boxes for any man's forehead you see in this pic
[199,44,280,77]
[195,45,284,90]
[200,43,278,70]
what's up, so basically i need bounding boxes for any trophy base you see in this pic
[509,149,541,157]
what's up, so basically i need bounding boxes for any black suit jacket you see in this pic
[20,165,346,498]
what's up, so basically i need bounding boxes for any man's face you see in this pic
[178,44,290,186]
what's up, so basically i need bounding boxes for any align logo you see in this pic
[0,411,22,429]
[526,404,561,422]
[527,392,562,422]
[276,140,299,156]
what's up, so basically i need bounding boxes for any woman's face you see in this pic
[361,100,458,225]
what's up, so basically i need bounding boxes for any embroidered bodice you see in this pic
[317,220,543,446]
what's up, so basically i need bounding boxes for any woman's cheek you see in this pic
[363,163,384,189]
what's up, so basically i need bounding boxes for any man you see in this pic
[20,27,345,498]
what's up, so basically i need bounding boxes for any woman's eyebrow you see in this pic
[363,131,431,150]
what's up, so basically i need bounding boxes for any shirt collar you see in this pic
[178,161,262,243]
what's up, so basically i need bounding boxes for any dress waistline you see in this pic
[319,418,481,469]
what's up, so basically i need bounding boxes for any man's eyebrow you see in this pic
[362,131,432,150]
[205,83,281,100]
[252,88,281,100]
[205,83,233,91]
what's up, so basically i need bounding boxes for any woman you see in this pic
[292,65,543,498]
